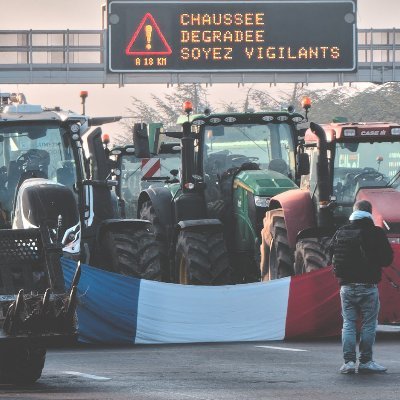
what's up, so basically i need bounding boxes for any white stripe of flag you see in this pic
[134,278,291,344]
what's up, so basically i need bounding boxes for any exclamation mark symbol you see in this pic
[145,24,153,50]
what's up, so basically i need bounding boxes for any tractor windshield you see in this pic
[202,122,296,178]
[333,141,400,203]
[0,122,76,218]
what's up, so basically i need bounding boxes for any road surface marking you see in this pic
[377,324,400,332]
[63,371,111,381]
[255,345,307,352]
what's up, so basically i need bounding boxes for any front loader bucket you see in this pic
[2,260,81,337]
[0,228,78,350]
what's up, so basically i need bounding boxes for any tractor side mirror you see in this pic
[27,126,47,140]
[297,152,310,176]
[133,123,150,159]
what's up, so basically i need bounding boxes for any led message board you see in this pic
[108,0,357,73]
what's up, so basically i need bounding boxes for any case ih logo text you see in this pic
[360,130,387,136]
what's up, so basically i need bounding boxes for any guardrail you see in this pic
[0,29,399,85]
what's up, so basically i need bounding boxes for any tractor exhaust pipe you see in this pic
[310,122,332,228]
[181,121,195,191]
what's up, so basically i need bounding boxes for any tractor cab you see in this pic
[0,94,125,253]
[0,121,77,221]
[0,95,83,237]
[303,122,400,223]
[193,113,300,205]
[107,122,181,218]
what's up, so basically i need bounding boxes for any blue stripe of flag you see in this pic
[62,257,140,344]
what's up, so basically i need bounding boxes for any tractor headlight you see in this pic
[254,196,271,208]
[391,128,400,135]
[70,123,80,134]
[343,128,356,137]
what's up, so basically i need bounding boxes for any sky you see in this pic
[1,0,400,140]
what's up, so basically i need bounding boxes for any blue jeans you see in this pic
[340,284,380,363]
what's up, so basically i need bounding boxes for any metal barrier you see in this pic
[0,29,399,85]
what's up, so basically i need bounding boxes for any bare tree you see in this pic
[115,82,400,144]
[115,84,210,145]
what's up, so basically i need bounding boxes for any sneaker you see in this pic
[340,361,356,374]
[358,361,387,373]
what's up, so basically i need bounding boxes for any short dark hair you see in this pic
[353,200,372,213]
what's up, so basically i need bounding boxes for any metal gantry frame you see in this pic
[0,29,399,85]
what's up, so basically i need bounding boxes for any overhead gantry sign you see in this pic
[108,0,357,73]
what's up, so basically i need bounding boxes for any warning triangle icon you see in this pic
[125,13,172,56]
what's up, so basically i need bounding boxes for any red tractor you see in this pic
[261,121,400,280]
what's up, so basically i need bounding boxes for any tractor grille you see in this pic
[0,229,42,264]
[0,229,46,295]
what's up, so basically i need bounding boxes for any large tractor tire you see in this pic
[175,230,232,285]
[103,225,161,280]
[139,200,169,281]
[0,345,46,385]
[294,238,331,275]
[267,215,294,280]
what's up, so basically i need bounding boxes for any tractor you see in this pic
[0,94,159,279]
[0,93,87,384]
[138,101,310,284]
[106,122,181,220]
[261,121,400,280]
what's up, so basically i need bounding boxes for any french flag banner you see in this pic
[62,244,400,345]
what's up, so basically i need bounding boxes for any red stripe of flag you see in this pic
[285,267,341,339]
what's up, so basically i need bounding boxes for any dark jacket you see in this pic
[331,218,393,285]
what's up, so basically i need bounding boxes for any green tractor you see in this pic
[138,102,310,284]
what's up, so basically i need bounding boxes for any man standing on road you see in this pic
[330,200,393,374]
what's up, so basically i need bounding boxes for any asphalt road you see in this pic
[1,333,399,400]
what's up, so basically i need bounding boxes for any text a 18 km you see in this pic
[134,57,167,66]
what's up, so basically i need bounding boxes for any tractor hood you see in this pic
[356,188,400,231]
[234,169,297,197]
